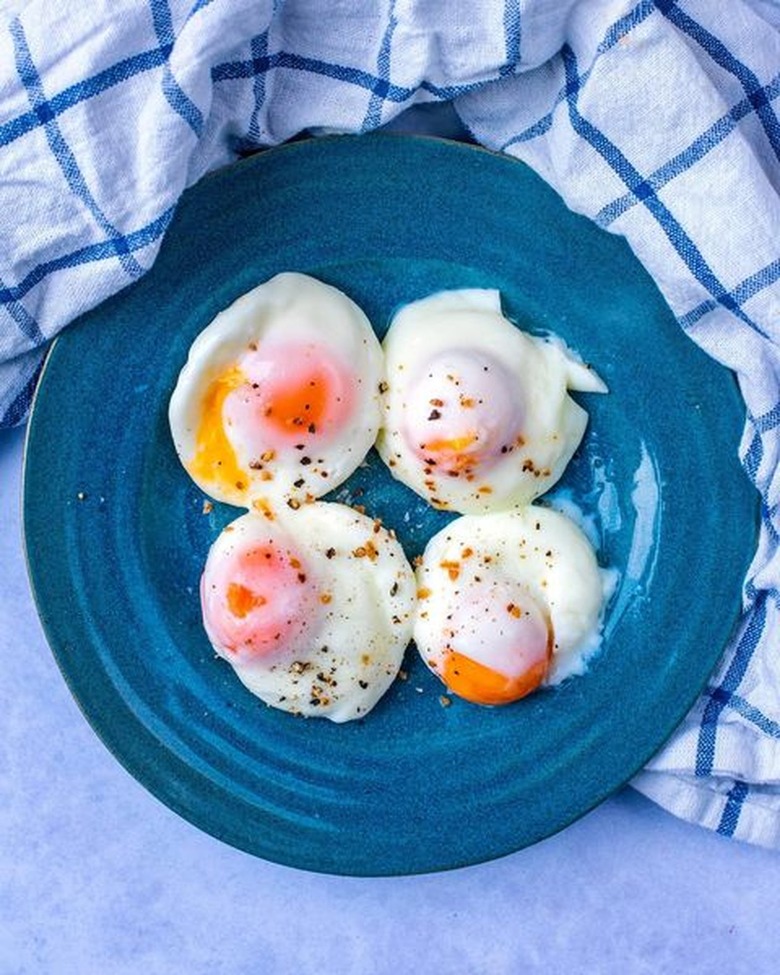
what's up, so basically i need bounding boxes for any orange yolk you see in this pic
[442,648,550,705]
[436,583,553,705]
[226,582,267,617]
[404,352,520,476]
[189,365,248,497]
[244,347,354,445]
[421,433,479,472]
[261,365,333,437]
[201,540,317,663]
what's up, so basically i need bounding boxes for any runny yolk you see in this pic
[438,585,553,705]
[404,351,520,476]
[421,433,479,472]
[226,582,267,617]
[202,539,317,663]
[442,649,550,705]
[219,344,354,452]
[261,364,334,437]
[189,365,248,496]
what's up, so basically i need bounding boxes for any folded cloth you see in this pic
[2,0,779,846]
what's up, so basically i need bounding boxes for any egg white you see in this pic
[201,502,417,722]
[169,272,384,508]
[377,289,606,514]
[414,505,611,699]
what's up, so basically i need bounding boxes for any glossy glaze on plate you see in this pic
[23,135,757,875]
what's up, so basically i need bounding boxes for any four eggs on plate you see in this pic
[169,272,612,722]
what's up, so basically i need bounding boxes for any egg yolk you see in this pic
[226,341,355,448]
[189,341,356,499]
[403,350,521,475]
[189,365,249,496]
[438,585,551,705]
[201,537,319,663]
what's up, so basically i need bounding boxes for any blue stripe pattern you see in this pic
[3,358,44,427]
[0,46,172,149]
[560,44,772,342]
[361,0,400,131]
[212,49,415,102]
[0,207,175,306]
[752,399,780,434]
[149,0,205,135]
[10,19,145,282]
[705,688,780,739]
[678,256,780,331]
[501,0,522,77]
[596,74,780,228]
[501,0,656,150]
[0,273,44,346]
[656,0,780,161]
[696,594,768,778]
[717,781,750,837]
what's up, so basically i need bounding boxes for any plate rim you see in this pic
[20,133,759,875]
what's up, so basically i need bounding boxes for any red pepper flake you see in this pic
[440,560,460,581]
[252,498,274,520]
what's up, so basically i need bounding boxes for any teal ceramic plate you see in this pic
[23,135,757,875]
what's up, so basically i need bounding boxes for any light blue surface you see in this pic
[3,420,780,971]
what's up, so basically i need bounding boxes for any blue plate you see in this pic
[23,135,757,875]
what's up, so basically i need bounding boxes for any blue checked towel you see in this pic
[3,0,780,847]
